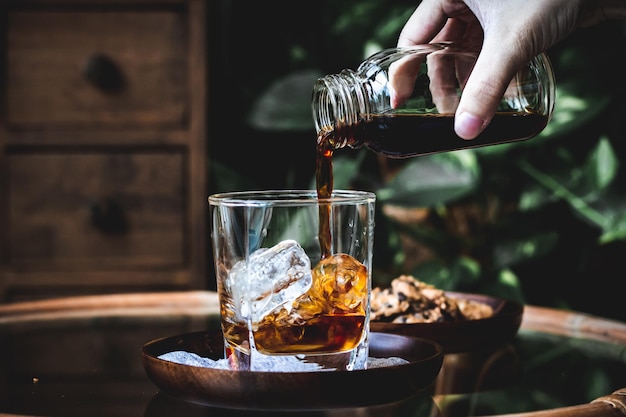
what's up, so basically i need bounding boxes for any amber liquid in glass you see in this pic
[222,253,368,355]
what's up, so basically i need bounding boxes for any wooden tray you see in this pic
[142,330,443,410]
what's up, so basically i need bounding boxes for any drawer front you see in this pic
[7,151,186,270]
[7,10,188,127]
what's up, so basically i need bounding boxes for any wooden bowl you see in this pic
[370,292,524,353]
[142,330,443,410]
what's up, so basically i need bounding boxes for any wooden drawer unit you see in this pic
[7,9,188,128]
[0,0,208,301]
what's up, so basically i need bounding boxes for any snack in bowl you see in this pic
[370,275,524,353]
[371,275,494,324]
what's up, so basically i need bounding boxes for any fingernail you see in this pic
[455,111,485,140]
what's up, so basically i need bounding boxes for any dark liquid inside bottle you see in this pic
[340,112,549,158]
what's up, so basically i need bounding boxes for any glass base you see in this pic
[224,339,369,372]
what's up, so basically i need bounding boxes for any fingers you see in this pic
[454,40,521,139]
[399,0,478,46]
[427,53,461,114]
[389,54,425,109]
[397,0,491,138]
[397,0,449,46]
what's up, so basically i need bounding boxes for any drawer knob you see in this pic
[83,53,126,94]
[89,199,129,235]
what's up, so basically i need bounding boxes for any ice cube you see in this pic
[158,351,231,369]
[158,351,410,372]
[228,239,312,323]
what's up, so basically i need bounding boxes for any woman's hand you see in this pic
[397,0,624,139]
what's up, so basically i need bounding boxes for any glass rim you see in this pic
[208,189,376,207]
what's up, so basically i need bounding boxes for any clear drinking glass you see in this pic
[209,190,376,371]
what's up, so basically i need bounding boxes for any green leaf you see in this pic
[409,256,482,290]
[492,232,559,269]
[247,70,321,131]
[599,218,626,243]
[540,80,612,139]
[594,196,626,244]
[483,269,525,304]
[584,137,618,191]
[518,183,558,211]
[377,150,480,207]
[519,160,610,230]
[519,138,618,212]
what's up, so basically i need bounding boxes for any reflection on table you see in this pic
[0,292,625,417]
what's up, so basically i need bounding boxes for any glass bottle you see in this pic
[312,41,555,158]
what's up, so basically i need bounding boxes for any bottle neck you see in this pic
[312,70,367,150]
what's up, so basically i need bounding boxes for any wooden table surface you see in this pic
[0,291,625,417]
